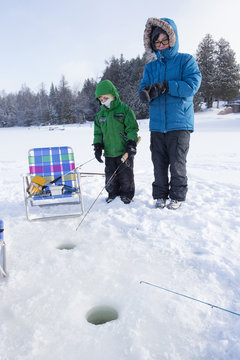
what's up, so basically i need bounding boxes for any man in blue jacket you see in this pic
[139,17,201,209]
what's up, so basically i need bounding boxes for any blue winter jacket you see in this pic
[139,17,202,133]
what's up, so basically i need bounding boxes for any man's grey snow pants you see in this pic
[150,130,191,201]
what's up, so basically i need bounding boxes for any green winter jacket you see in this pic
[93,80,139,157]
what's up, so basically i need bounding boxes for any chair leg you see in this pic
[0,220,7,278]
[0,242,7,278]
[23,175,31,221]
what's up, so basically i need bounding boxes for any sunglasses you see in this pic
[154,38,169,46]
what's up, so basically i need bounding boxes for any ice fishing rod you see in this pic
[45,157,96,186]
[75,159,127,231]
[140,281,240,317]
[78,157,96,168]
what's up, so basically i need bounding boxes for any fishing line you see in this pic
[140,280,240,317]
[75,160,128,231]
[79,157,95,167]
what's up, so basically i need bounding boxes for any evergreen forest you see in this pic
[0,34,239,127]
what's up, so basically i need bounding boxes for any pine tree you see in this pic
[214,38,240,105]
[36,84,50,125]
[16,85,37,126]
[102,54,128,99]
[0,93,17,127]
[56,76,75,124]
[101,54,148,119]
[48,83,59,124]
[196,34,216,108]
[78,78,98,121]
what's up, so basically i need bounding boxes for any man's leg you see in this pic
[151,132,169,200]
[166,130,190,201]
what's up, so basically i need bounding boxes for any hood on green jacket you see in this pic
[95,80,120,102]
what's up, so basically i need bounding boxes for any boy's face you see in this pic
[98,96,109,103]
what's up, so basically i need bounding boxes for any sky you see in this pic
[1,0,240,94]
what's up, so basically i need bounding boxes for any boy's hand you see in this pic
[126,140,137,157]
[94,143,104,163]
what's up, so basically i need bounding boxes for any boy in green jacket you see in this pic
[93,80,139,204]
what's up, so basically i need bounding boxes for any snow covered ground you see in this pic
[0,107,240,360]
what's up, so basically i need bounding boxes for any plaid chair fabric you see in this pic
[28,146,76,189]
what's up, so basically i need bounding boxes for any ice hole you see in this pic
[57,243,76,250]
[86,305,119,325]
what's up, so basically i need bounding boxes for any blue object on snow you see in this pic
[0,220,3,239]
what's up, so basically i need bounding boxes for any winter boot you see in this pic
[155,198,167,209]
[166,199,182,210]
[121,196,132,204]
[106,195,117,203]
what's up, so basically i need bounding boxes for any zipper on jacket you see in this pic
[164,62,167,133]
[159,51,167,133]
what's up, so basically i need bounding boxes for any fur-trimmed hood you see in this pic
[144,17,179,59]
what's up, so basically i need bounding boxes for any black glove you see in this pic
[149,82,169,99]
[139,82,168,103]
[126,140,137,157]
[94,143,104,163]
[139,85,151,103]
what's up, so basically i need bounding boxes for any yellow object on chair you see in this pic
[27,175,47,195]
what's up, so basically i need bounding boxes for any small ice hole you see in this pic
[86,305,118,325]
[57,243,76,250]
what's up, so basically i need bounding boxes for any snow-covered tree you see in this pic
[56,76,75,124]
[48,83,59,124]
[78,78,98,121]
[16,85,38,126]
[36,84,50,125]
[214,38,240,105]
[196,34,217,108]
[101,54,148,119]
[0,93,17,127]
[102,55,127,93]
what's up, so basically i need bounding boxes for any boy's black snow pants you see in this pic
[105,156,135,200]
[150,130,190,201]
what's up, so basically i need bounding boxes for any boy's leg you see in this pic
[105,157,120,198]
[118,156,135,200]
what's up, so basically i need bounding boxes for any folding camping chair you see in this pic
[23,146,84,221]
[0,220,7,278]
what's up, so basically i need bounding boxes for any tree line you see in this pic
[0,34,239,127]
[195,34,240,109]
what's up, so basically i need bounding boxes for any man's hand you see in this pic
[139,82,169,103]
